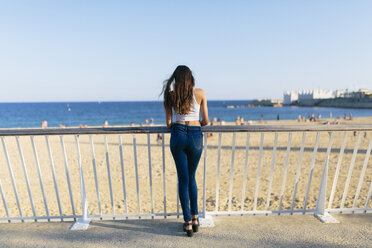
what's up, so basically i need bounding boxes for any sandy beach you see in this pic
[0,117,371,218]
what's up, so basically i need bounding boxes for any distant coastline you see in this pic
[226,88,372,109]
[290,97,372,109]
[227,97,372,109]
[284,88,372,109]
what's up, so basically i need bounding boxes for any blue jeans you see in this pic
[170,123,203,222]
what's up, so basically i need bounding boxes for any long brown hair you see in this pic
[161,65,195,114]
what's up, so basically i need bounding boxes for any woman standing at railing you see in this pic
[161,65,209,237]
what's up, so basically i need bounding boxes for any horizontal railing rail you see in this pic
[0,124,372,136]
[0,124,370,229]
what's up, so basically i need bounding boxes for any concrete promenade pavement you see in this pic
[0,214,371,248]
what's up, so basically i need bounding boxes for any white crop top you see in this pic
[174,89,201,121]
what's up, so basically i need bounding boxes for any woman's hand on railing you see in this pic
[166,122,173,129]
[200,120,209,127]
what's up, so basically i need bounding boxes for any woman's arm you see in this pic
[165,107,173,129]
[199,89,209,126]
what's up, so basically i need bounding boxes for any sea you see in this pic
[1,100,372,128]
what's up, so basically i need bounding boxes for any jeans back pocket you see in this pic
[170,132,178,148]
[191,134,203,151]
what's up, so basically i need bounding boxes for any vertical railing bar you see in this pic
[240,132,250,211]
[215,133,222,212]
[341,132,362,208]
[0,178,10,220]
[228,132,237,212]
[314,132,334,217]
[364,181,372,210]
[240,132,251,211]
[253,133,264,211]
[303,132,320,212]
[59,136,76,216]
[118,135,128,215]
[290,132,306,211]
[45,136,63,220]
[16,136,37,218]
[30,136,50,219]
[352,135,372,208]
[74,135,89,221]
[146,134,154,215]
[266,132,278,210]
[1,137,24,219]
[328,132,348,209]
[161,133,166,216]
[202,132,208,217]
[104,135,115,216]
[89,135,102,216]
[133,134,141,216]
[279,132,292,211]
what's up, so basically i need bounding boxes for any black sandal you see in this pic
[192,217,200,232]
[183,222,193,237]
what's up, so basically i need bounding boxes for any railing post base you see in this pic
[314,212,339,223]
[70,218,91,230]
[199,214,214,227]
[313,133,339,224]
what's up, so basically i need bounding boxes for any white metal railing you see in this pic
[0,125,371,229]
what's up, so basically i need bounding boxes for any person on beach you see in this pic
[235,116,241,125]
[41,120,48,128]
[161,65,209,237]
[103,119,109,127]
[240,116,245,125]
[156,133,162,145]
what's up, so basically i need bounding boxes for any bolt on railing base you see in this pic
[199,214,214,227]
[69,218,91,230]
[314,212,339,223]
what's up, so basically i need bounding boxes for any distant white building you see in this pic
[283,88,372,105]
[298,89,334,101]
[283,89,337,105]
[283,91,298,105]
[283,89,333,105]
[334,89,346,97]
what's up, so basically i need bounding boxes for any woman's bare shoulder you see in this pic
[194,88,206,105]
[194,88,205,96]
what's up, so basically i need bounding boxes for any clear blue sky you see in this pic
[1,0,371,102]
